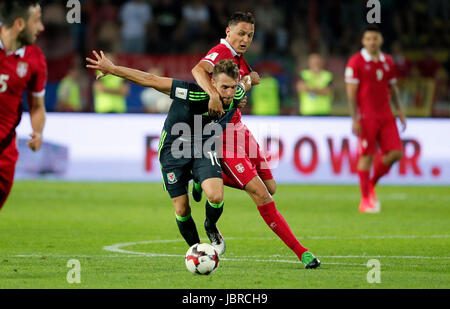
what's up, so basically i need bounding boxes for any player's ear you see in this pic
[15,18,26,31]
[225,27,231,37]
[379,33,384,46]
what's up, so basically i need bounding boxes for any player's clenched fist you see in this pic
[27,132,43,152]
[86,50,115,79]
[249,71,260,86]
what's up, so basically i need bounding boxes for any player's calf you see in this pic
[173,195,201,246]
[202,178,226,254]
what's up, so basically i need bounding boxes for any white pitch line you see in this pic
[7,254,450,260]
[4,235,448,267]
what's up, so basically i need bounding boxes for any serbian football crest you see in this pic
[235,163,245,173]
[16,62,29,78]
[167,172,177,184]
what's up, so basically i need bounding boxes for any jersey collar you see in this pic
[361,48,385,63]
[220,38,239,57]
[0,30,26,58]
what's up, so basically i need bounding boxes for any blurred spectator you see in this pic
[391,42,413,79]
[119,0,153,54]
[254,0,288,54]
[93,52,130,113]
[56,58,86,112]
[140,68,173,113]
[97,21,121,54]
[416,48,441,79]
[179,0,211,51]
[39,0,73,58]
[296,54,333,116]
[250,70,280,116]
[152,0,183,52]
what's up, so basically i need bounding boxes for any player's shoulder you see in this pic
[205,43,233,59]
[347,52,363,66]
[24,45,47,67]
[171,79,206,100]
[382,52,394,65]
[25,45,45,58]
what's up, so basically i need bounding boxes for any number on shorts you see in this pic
[207,151,221,166]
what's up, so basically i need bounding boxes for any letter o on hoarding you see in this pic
[294,137,318,174]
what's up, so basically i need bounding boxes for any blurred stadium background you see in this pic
[2,0,450,290]
[34,0,449,116]
[13,0,450,184]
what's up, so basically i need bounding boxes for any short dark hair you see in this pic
[213,59,239,81]
[363,24,382,35]
[228,11,255,28]
[0,0,40,28]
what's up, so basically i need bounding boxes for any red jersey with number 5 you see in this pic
[345,48,397,119]
[0,39,47,151]
[201,39,252,124]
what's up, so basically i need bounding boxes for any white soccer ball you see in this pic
[185,243,220,275]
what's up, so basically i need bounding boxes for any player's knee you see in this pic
[248,186,272,205]
[175,207,190,218]
[173,198,190,217]
[206,193,224,205]
[267,182,276,196]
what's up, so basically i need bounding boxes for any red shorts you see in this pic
[220,121,273,190]
[0,137,18,210]
[358,117,402,156]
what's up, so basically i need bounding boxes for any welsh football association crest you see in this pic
[167,172,177,184]
[16,62,29,78]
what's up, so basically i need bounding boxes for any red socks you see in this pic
[257,201,308,261]
[371,159,391,187]
[358,170,370,199]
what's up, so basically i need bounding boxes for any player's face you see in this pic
[212,73,239,106]
[309,54,323,71]
[362,31,383,55]
[226,22,254,55]
[18,5,44,46]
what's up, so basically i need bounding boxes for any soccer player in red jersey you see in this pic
[0,1,47,210]
[191,12,320,268]
[345,25,406,213]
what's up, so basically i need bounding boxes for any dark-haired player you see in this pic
[87,52,250,253]
[192,12,320,268]
[345,25,406,213]
[0,0,47,210]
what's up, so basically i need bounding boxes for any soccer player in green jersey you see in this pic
[87,51,249,250]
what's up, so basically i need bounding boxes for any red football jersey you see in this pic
[345,48,397,119]
[0,39,47,151]
[201,39,252,124]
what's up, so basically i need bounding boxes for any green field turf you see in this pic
[0,181,448,289]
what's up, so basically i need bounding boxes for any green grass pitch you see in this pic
[0,181,448,289]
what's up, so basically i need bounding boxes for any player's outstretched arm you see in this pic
[86,50,173,95]
[192,61,224,117]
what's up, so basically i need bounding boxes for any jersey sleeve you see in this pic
[345,56,360,84]
[170,79,209,104]
[27,48,47,98]
[232,84,245,105]
[200,45,234,68]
